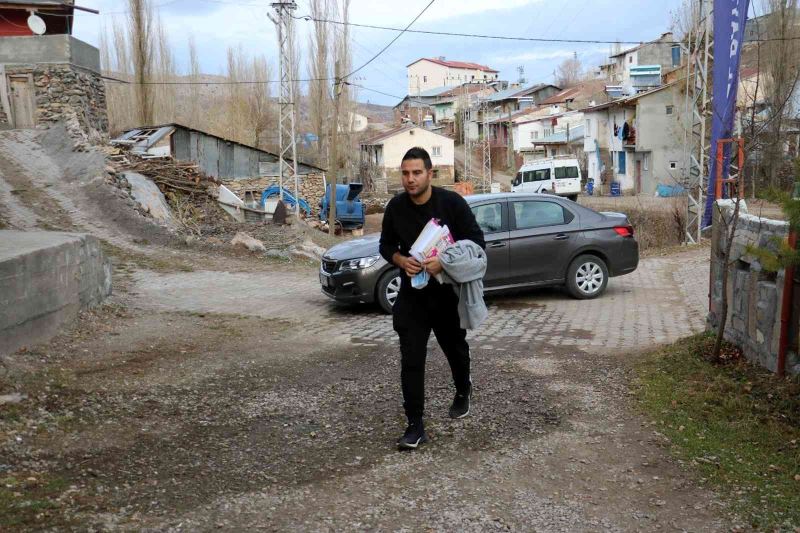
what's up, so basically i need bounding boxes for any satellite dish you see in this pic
[27,13,47,35]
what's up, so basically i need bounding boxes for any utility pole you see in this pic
[462,84,471,182]
[270,2,300,215]
[328,60,341,235]
[481,97,492,192]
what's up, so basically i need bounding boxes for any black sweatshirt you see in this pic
[379,186,485,295]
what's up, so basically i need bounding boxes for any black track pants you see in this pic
[392,285,471,421]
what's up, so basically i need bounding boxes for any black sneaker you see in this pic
[397,419,428,450]
[449,384,472,419]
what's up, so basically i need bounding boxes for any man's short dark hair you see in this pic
[402,147,433,170]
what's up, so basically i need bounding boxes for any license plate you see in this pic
[319,272,331,288]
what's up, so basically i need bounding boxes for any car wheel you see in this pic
[566,255,608,299]
[376,269,402,313]
[567,194,578,202]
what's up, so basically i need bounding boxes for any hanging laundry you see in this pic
[622,122,630,141]
[613,122,618,137]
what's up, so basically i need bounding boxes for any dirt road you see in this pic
[0,130,735,531]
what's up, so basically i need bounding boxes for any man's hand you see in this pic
[423,256,443,276]
[394,253,423,277]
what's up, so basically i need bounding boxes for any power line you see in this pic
[294,13,800,44]
[342,0,435,80]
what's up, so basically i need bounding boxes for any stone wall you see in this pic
[708,200,796,374]
[221,172,326,214]
[1,63,108,144]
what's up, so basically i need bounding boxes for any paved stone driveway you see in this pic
[133,247,710,353]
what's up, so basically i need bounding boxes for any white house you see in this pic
[607,32,681,89]
[583,82,688,195]
[360,125,455,193]
[407,57,499,95]
[339,111,368,133]
[514,108,586,153]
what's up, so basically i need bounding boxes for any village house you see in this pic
[393,82,495,135]
[0,0,107,138]
[515,108,587,163]
[509,81,606,164]
[478,83,562,166]
[112,123,327,211]
[360,125,455,193]
[407,57,499,95]
[583,82,687,195]
[606,32,682,91]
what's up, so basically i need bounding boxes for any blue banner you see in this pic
[703,0,750,227]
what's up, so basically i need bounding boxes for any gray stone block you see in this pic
[0,231,112,357]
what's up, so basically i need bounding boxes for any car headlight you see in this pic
[339,254,380,271]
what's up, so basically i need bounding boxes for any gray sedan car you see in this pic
[319,193,639,313]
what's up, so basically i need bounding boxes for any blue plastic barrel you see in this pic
[610,182,621,197]
[586,179,594,196]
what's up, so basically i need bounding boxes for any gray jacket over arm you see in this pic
[439,239,488,330]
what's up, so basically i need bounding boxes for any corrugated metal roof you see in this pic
[113,122,325,172]
[360,124,452,146]
[486,83,550,103]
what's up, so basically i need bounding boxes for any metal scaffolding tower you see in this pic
[481,98,492,192]
[270,2,300,214]
[683,0,713,244]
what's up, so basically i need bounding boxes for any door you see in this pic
[8,75,35,129]
[635,159,642,194]
[470,201,509,288]
[507,199,581,285]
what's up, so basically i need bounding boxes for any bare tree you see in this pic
[332,0,355,178]
[128,0,154,125]
[307,0,331,163]
[248,55,274,150]
[761,0,800,188]
[556,52,582,88]
[187,35,201,128]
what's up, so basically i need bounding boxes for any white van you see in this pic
[512,157,582,201]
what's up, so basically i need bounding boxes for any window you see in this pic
[618,151,627,174]
[628,55,633,64]
[431,145,442,157]
[471,203,503,233]
[555,166,580,179]
[533,168,550,182]
[671,45,681,67]
[533,131,539,140]
[513,201,574,229]
[669,161,678,170]
[643,153,649,171]
[585,119,591,134]
[423,76,427,83]
[666,105,674,115]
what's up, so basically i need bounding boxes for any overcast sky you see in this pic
[71,0,687,106]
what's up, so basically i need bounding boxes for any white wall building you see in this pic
[407,57,499,95]
[583,83,687,195]
[361,125,455,193]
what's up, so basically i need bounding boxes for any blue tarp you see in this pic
[260,186,312,216]
[656,184,686,197]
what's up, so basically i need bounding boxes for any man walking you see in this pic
[379,147,485,450]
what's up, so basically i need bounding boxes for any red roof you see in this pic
[408,58,499,73]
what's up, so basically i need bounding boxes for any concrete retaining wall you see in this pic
[708,200,796,373]
[0,231,112,357]
[0,35,101,73]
